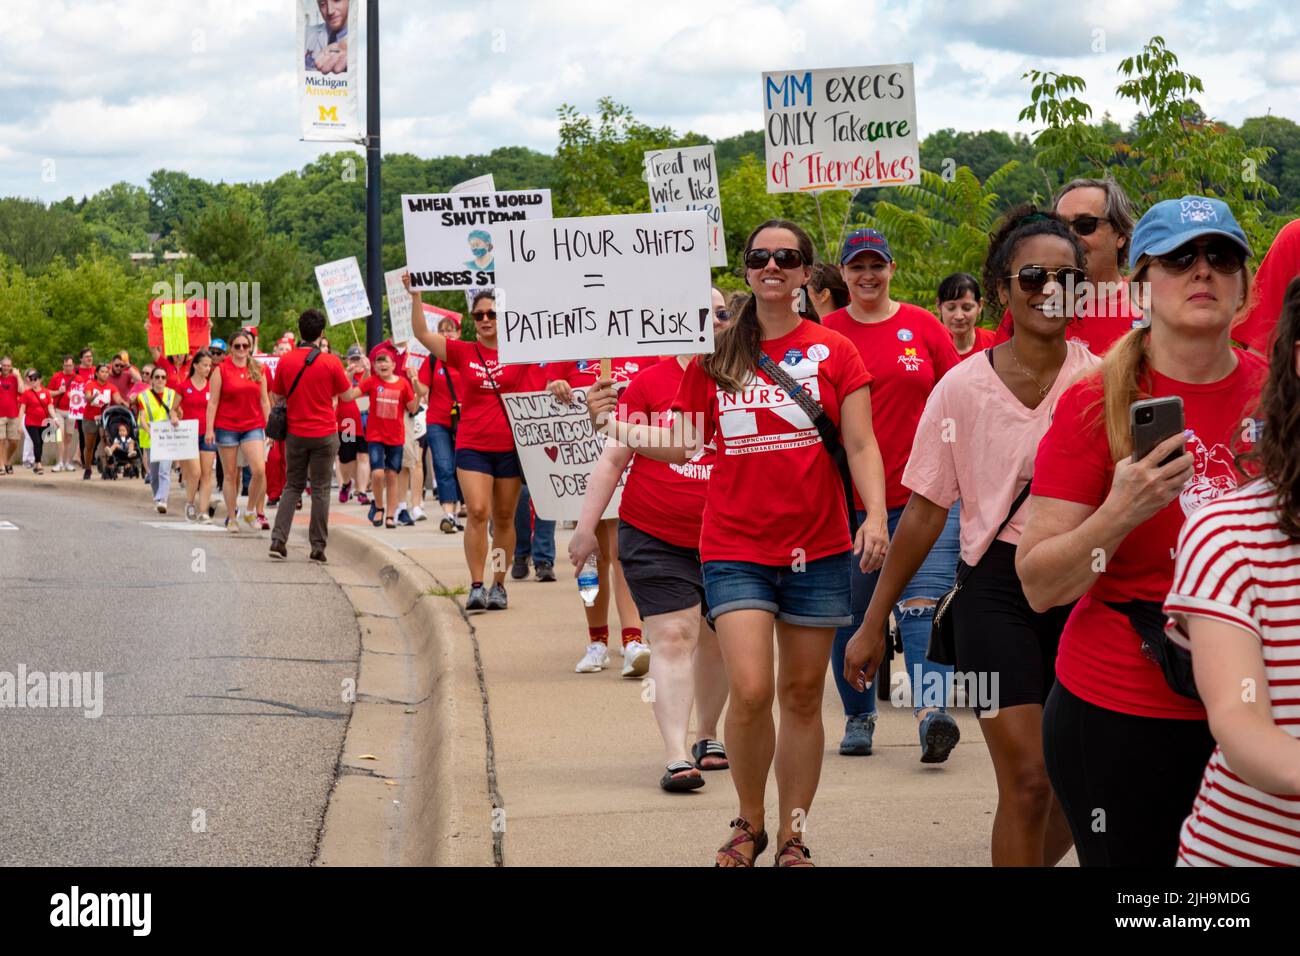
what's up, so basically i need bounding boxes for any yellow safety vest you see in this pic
[138,387,176,450]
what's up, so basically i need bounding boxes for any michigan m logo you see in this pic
[319,106,338,122]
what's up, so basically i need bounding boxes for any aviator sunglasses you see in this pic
[1153,238,1246,276]
[744,248,807,270]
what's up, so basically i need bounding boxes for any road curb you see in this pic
[315,526,495,867]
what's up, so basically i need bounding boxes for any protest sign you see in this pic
[645,145,727,267]
[148,420,199,461]
[147,299,210,352]
[450,174,496,195]
[253,353,280,380]
[315,256,371,325]
[385,268,413,343]
[503,388,623,521]
[762,63,919,193]
[161,303,189,355]
[297,0,361,142]
[493,211,713,365]
[401,189,553,291]
[67,382,85,422]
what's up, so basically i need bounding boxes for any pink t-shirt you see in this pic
[902,340,1100,566]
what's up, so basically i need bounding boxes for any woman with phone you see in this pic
[1163,278,1300,866]
[843,206,1100,865]
[1016,196,1267,866]
[587,219,889,867]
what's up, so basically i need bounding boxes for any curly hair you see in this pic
[1241,277,1300,537]
[980,203,1086,309]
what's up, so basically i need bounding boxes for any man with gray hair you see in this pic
[994,177,1143,355]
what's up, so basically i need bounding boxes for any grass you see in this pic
[425,584,468,597]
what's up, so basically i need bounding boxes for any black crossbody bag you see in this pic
[754,352,860,537]
[439,359,462,441]
[265,347,320,442]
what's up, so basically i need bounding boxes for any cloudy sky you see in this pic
[4,0,1298,202]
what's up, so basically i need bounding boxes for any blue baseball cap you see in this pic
[1129,195,1252,269]
[840,228,894,265]
[209,338,228,352]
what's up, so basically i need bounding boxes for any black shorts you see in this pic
[617,520,709,622]
[455,447,522,479]
[338,431,368,463]
[951,540,1074,715]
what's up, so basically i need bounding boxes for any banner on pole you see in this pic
[502,388,624,522]
[645,145,727,267]
[493,211,713,365]
[400,189,553,291]
[297,0,361,142]
[762,63,919,193]
[315,256,371,326]
[147,420,199,462]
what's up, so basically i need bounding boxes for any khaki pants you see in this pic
[272,433,339,554]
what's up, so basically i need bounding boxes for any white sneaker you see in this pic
[412,506,428,522]
[621,640,651,678]
[575,642,610,674]
[155,502,167,514]
[240,510,259,534]
[52,463,62,473]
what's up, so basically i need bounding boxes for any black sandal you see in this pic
[371,509,385,528]
[692,738,729,771]
[384,515,397,529]
[660,760,705,793]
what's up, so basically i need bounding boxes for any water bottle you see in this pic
[577,555,600,608]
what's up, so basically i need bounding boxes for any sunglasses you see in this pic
[232,343,251,351]
[744,248,806,270]
[1067,216,1109,236]
[473,310,497,321]
[1003,266,1087,294]
[1153,239,1246,276]
[714,308,732,321]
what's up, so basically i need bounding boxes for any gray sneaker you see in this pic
[466,585,489,610]
[839,713,877,756]
[486,583,508,610]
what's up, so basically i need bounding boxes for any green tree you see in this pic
[0,199,90,273]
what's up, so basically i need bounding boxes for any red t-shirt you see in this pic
[271,347,350,439]
[47,372,76,411]
[212,360,267,432]
[419,359,463,429]
[441,339,531,452]
[359,375,415,447]
[823,303,959,510]
[336,373,363,436]
[1236,219,1300,355]
[954,326,998,362]
[617,358,714,549]
[0,373,19,418]
[1032,351,1267,719]
[74,365,96,382]
[993,280,1142,356]
[671,319,873,564]
[176,378,210,423]
[19,388,53,426]
[552,356,660,388]
[155,355,192,390]
[83,381,119,419]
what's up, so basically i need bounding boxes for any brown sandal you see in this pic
[774,837,814,867]
[714,817,768,867]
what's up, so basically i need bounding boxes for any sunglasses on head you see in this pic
[1004,266,1087,294]
[744,248,806,270]
[1067,216,1109,236]
[1153,238,1246,276]
[473,310,497,321]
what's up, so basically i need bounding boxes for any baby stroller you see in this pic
[99,405,141,480]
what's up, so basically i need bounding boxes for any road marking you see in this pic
[0,521,17,530]
[142,521,225,533]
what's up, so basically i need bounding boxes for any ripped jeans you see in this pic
[831,503,961,717]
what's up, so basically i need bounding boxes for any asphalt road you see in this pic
[0,483,359,865]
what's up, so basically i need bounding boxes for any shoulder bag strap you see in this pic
[955,479,1033,586]
[284,348,320,401]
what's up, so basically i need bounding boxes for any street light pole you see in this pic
[364,0,382,350]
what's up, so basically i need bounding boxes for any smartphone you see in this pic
[1130,396,1185,465]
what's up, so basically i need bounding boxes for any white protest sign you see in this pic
[646,145,727,267]
[401,189,553,292]
[450,174,496,194]
[315,256,371,325]
[253,353,280,380]
[67,382,85,422]
[385,268,413,343]
[763,63,919,193]
[148,420,199,461]
[494,211,713,365]
[503,388,623,522]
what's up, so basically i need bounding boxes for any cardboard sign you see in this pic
[502,388,623,522]
[315,256,371,325]
[645,145,727,267]
[493,211,713,364]
[147,420,199,461]
[384,268,413,343]
[762,63,919,193]
[147,299,211,352]
[400,189,553,291]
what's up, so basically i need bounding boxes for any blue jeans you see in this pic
[831,503,960,717]
[513,484,556,565]
[427,424,460,504]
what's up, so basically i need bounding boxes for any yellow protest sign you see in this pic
[161,302,190,356]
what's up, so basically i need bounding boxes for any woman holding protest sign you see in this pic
[206,329,271,534]
[138,366,182,513]
[589,221,889,866]
[178,350,216,523]
[407,276,531,611]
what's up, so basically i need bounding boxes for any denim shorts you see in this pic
[455,447,522,479]
[198,436,218,453]
[215,427,265,447]
[368,441,403,473]
[702,550,852,628]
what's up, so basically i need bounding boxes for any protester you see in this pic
[511,485,557,582]
[206,329,271,534]
[268,310,352,562]
[1233,218,1300,356]
[0,356,21,474]
[937,272,997,361]
[393,355,429,527]
[337,345,371,507]
[71,348,96,469]
[993,177,1141,355]
[808,262,851,319]
[824,228,963,761]
[1165,277,1300,866]
[18,369,56,475]
[844,207,1098,864]
[589,219,889,867]
[137,366,181,513]
[177,350,216,523]
[408,278,532,611]
[342,343,419,530]
[1017,195,1266,866]
[81,364,125,479]
[105,353,141,402]
[47,357,79,471]
[417,332,463,532]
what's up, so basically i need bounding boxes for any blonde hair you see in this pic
[229,331,262,383]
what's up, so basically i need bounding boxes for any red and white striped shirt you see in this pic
[1165,479,1300,867]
